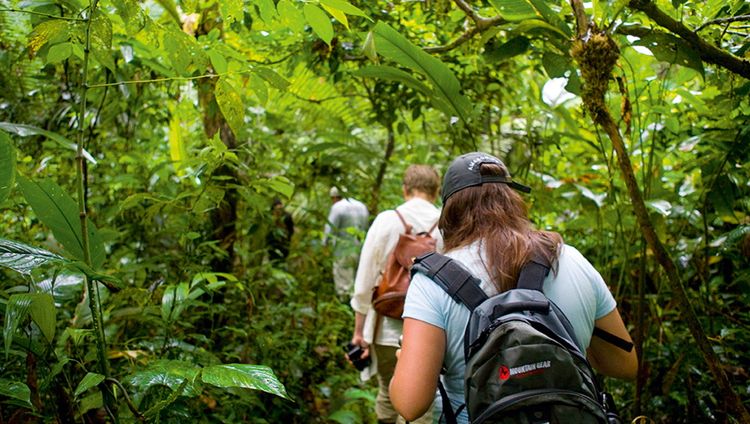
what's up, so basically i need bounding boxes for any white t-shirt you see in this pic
[350,197,442,381]
[403,243,616,423]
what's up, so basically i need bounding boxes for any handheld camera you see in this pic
[345,343,371,371]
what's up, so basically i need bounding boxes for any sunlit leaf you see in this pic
[304,4,333,45]
[201,364,289,399]
[208,50,228,74]
[28,20,69,58]
[17,176,105,268]
[0,130,15,204]
[248,73,269,105]
[266,176,295,199]
[575,184,606,208]
[320,0,370,19]
[0,122,97,164]
[90,12,115,71]
[29,293,56,343]
[526,0,572,37]
[362,30,377,62]
[154,0,181,24]
[161,282,190,322]
[0,238,67,275]
[321,4,348,30]
[256,0,278,24]
[125,360,201,396]
[0,379,32,408]
[220,0,244,24]
[74,372,105,397]
[277,0,306,33]
[372,22,473,125]
[4,294,33,357]
[215,78,244,138]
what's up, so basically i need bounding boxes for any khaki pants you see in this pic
[374,344,433,424]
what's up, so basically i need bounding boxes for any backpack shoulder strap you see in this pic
[516,254,551,292]
[411,252,488,311]
[394,209,412,233]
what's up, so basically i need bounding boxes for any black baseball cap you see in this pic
[441,152,531,204]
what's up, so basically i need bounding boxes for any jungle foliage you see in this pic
[0,0,749,423]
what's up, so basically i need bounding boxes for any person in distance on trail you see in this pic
[323,186,369,300]
[390,152,638,423]
[349,165,442,424]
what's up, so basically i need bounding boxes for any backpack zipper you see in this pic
[473,388,605,423]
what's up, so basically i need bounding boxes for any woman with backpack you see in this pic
[389,152,638,424]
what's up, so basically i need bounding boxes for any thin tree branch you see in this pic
[0,8,84,21]
[627,0,750,79]
[695,14,750,32]
[423,0,507,53]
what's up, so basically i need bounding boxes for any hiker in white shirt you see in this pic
[324,187,370,298]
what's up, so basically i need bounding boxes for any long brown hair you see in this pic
[439,163,562,292]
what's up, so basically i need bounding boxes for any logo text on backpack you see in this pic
[499,360,551,380]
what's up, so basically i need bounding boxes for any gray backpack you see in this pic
[411,252,623,424]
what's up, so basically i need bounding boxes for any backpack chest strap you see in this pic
[412,252,488,311]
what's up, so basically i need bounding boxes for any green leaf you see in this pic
[0,122,97,165]
[321,4,348,30]
[0,130,15,204]
[277,0,306,33]
[542,52,572,78]
[372,22,473,125]
[488,0,538,21]
[266,176,295,199]
[362,30,377,62]
[201,364,289,399]
[352,65,433,98]
[90,12,115,71]
[256,0,278,25]
[154,0,181,25]
[28,20,70,58]
[74,372,105,397]
[0,238,67,275]
[29,293,56,343]
[46,42,73,64]
[4,294,33,357]
[248,73,269,105]
[208,50,228,74]
[16,176,105,268]
[214,78,244,137]
[0,379,32,408]
[161,282,190,322]
[526,0,572,37]
[304,4,333,45]
[634,33,704,78]
[220,0,244,24]
[320,0,371,19]
[484,36,530,63]
[254,67,290,90]
[125,360,201,396]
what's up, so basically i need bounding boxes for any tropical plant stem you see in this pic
[569,1,750,421]
[0,8,85,21]
[75,0,116,418]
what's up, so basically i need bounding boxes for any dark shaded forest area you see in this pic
[1,0,749,422]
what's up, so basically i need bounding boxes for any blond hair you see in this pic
[403,165,440,199]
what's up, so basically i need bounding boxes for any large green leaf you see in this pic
[220,0,244,24]
[0,238,66,275]
[634,33,704,78]
[215,78,244,138]
[0,123,97,164]
[0,130,15,204]
[372,22,473,125]
[201,364,289,399]
[484,36,531,63]
[4,294,34,356]
[488,0,538,21]
[277,0,306,33]
[16,176,105,268]
[29,293,56,343]
[28,20,69,57]
[74,372,105,397]
[320,0,370,19]
[161,282,190,322]
[352,65,433,98]
[304,4,333,45]
[125,360,201,397]
[0,379,32,408]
